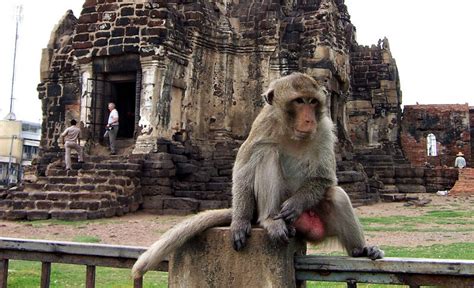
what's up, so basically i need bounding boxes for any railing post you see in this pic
[86,265,96,288]
[40,262,51,288]
[347,279,357,288]
[134,277,143,288]
[0,259,8,288]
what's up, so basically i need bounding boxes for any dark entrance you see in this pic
[87,55,142,142]
[109,80,136,138]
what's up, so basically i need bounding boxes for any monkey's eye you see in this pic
[309,99,318,105]
[294,98,305,104]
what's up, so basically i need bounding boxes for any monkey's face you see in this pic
[262,73,327,141]
[286,96,320,141]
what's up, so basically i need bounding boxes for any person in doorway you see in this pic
[106,102,119,155]
[60,119,84,171]
[454,152,466,169]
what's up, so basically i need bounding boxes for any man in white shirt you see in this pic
[454,152,466,169]
[106,102,119,155]
[60,119,84,170]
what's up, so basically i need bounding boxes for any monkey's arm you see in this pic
[275,176,335,224]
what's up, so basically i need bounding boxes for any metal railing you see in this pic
[1,237,473,288]
[0,237,167,288]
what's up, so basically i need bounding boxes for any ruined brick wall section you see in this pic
[37,11,81,173]
[140,139,237,213]
[470,107,474,165]
[401,104,471,167]
[347,40,402,148]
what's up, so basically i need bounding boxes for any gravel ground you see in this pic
[0,193,472,250]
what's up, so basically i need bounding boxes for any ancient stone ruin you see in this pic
[0,0,472,220]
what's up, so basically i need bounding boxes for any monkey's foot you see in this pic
[264,219,292,244]
[352,246,384,260]
[231,220,252,251]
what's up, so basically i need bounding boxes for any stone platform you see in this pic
[169,227,307,288]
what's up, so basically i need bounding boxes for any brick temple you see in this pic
[0,0,472,220]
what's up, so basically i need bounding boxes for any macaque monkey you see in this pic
[132,73,383,279]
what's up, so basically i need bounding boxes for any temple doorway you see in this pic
[106,76,137,139]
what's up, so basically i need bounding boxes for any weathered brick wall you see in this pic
[39,0,356,151]
[401,104,471,167]
[37,11,81,156]
[139,138,237,213]
[470,107,474,165]
[347,39,402,148]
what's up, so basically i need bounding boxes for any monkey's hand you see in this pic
[274,198,304,225]
[231,219,252,251]
[352,246,385,260]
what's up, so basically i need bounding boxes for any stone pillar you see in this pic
[79,63,93,131]
[133,57,164,154]
[168,227,307,288]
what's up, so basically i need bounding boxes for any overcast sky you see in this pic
[0,0,472,123]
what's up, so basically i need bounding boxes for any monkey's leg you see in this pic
[319,186,384,260]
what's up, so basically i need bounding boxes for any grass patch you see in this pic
[382,242,474,259]
[359,208,474,232]
[305,242,474,287]
[72,235,101,243]
[7,261,167,288]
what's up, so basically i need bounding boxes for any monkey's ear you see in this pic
[262,89,274,105]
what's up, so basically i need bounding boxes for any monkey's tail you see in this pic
[132,208,233,279]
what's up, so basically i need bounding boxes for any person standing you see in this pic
[454,152,466,169]
[60,119,84,171]
[106,102,119,155]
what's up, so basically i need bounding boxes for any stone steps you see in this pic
[0,154,144,220]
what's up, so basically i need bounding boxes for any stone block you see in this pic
[163,197,199,212]
[4,210,27,220]
[36,200,53,210]
[51,210,88,221]
[169,227,306,288]
[29,192,47,200]
[46,192,71,201]
[337,171,366,183]
[396,184,426,193]
[143,160,175,169]
[176,163,199,175]
[206,182,231,191]
[173,182,206,191]
[198,200,230,211]
[219,169,233,176]
[141,185,173,196]
[70,200,101,210]
[142,195,164,210]
[27,210,50,220]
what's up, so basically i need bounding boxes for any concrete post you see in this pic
[168,227,307,288]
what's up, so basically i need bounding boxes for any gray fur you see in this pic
[132,73,383,279]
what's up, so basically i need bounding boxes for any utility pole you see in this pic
[5,5,23,121]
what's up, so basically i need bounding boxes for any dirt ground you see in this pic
[0,193,472,250]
